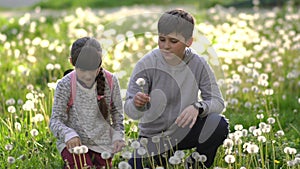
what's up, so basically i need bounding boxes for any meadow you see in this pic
[0,2,299,169]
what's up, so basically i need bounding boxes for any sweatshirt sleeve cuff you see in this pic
[64,132,79,143]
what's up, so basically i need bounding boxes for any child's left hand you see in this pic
[113,140,126,153]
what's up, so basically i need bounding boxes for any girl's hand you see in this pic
[66,136,81,150]
[134,92,150,108]
[113,140,126,153]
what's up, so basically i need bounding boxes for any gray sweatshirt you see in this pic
[124,48,224,137]
[49,70,124,154]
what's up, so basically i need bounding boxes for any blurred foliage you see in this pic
[33,0,300,10]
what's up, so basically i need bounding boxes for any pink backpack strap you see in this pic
[67,70,76,113]
[103,69,114,106]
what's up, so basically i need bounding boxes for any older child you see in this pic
[50,37,125,169]
[124,9,229,168]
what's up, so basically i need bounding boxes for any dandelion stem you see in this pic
[79,154,83,168]
[72,154,78,169]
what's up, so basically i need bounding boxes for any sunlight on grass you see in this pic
[0,1,299,168]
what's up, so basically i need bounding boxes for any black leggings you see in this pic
[129,114,229,169]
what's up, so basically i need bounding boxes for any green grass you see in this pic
[0,2,300,169]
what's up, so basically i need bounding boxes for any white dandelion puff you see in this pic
[80,145,89,154]
[169,156,181,165]
[101,151,111,160]
[224,154,235,164]
[257,136,266,143]
[246,144,259,154]
[136,78,146,86]
[14,122,21,131]
[223,138,234,148]
[131,140,140,149]
[174,150,185,159]
[118,161,131,169]
[7,156,15,164]
[152,136,160,143]
[140,138,148,146]
[30,129,39,137]
[5,144,13,151]
[121,151,132,160]
[137,147,147,156]
[7,106,16,113]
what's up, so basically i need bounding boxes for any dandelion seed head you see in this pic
[234,124,243,131]
[80,145,89,154]
[223,138,234,148]
[235,131,243,138]
[7,156,15,164]
[137,147,146,156]
[5,144,13,151]
[275,130,285,137]
[224,154,235,164]
[248,126,256,133]
[253,129,262,136]
[32,113,44,122]
[284,147,297,155]
[257,136,266,142]
[259,122,267,129]
[101,151,111,160]
[155,167,164,169]
[256,113,264,119]
[73,146,82,154]
[131,140,140,149]
[294,157,300,164]
[168,156,181,165]
[267,117,276,124]
[174,150,185,159]
[136,78,146,86]
[191,152,200,160]
[118,161,131,169]
[6,98,16,105]
[199,154,207,162]
[287,160,296,166]
[261,125,271,133]
[46,63,54,70]
[246,144,259,154]
[140,137,148,146]
[14,122,21,131]
[121,151,132,160]
[7,105,16,113]
[151,136,160,143]
[30,129,39,137]
[242,129,248,136]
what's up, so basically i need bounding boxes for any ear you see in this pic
[69,57,73,65]
[186,37,193,47]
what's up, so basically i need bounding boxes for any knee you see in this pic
[219,116,229,136]
[198,114,229,146]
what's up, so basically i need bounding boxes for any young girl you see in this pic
[49,37,125,169]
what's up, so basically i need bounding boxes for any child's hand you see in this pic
[175,105,198,128]
[113,140,126,153]
[66,136,81,150]
[134,92,150,108]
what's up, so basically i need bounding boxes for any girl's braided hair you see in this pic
[70,37,109,119]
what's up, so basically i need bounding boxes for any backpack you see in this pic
[66,69,114,113]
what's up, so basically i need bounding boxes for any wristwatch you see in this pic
[192,102,204,115]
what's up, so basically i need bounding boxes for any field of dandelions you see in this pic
[0,2,300,169]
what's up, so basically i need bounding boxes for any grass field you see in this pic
[0,1,299,168]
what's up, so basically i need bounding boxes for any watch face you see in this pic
[195,102,202,108]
